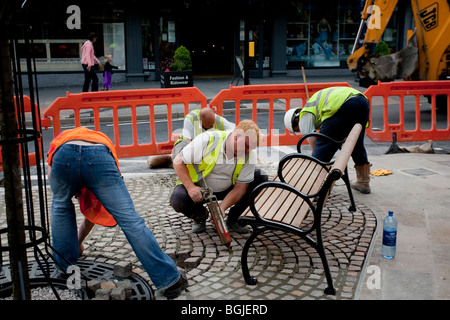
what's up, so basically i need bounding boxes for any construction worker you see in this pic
[171,107,235,160]
[147,107,234,168]
[284,86,371,194]
[170,120,268,233]
[47,127,187,298]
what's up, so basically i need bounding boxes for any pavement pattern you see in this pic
[70,165,377,300]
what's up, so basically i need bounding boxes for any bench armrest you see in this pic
[297,132,345,153]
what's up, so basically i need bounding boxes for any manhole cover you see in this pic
[0,260,154,300]
[401,168,438,176]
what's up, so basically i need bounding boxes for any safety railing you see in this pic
[14,80,450,170]
[364,80,450,142]
[0,95,41,171]
[41,87,207,158]
[209,82,352,147]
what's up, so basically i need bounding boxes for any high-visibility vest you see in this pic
[174,108,227,145]
[47,127,117,227]
[177,130,249,186]
[300,87,367,128]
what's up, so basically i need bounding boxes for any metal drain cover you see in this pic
[0,260,154,300]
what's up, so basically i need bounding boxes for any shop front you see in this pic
[17,0,401,86]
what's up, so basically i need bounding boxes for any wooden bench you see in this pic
[238,123,363,295]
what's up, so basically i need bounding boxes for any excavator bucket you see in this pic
[366,32,419,81]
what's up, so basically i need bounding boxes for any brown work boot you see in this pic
[351,163,371,194]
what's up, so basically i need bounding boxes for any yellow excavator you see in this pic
[347,0,450,85]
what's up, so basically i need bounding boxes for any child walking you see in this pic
[102,55,121,90]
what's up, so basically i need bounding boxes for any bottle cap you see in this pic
[389,211,393,216]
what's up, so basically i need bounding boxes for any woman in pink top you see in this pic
[81,32,102,92]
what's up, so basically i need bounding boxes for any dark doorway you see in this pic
[179,4,235,76]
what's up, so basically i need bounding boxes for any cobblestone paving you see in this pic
[1,169,377,300]
[80,172,377,300]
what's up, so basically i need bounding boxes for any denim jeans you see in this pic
[312,94,370,165]
[50,143,180,290]
[82,64,99,92]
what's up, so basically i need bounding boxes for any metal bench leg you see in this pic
[241,227,265,285]
[315,240,336,295]
[343,166,356,212]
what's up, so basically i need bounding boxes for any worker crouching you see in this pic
[170,120,269,234]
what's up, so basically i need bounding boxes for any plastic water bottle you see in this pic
[382,211,398,259]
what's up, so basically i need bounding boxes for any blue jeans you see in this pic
[313,94,370,165]
[50,143,180,290]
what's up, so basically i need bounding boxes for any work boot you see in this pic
[226,219,249,234]
[191,207,208,233]
[351,163,371,194]
[163,270,188,299]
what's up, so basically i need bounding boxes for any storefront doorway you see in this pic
[178,5,235,76]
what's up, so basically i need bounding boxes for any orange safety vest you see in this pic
[47,127,117,227]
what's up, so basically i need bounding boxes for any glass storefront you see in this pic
[287,0,355,68]
[286,0,399,69]
[15,0,401,78]
[18,1,125,72]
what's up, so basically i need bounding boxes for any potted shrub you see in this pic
[160,45,193,88]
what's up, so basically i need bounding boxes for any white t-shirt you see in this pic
[182,115,235,140]
[181,132,256,192]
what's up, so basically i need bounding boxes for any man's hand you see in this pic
[187,185,204,203]
[173,153,203,203]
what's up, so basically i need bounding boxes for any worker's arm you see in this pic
[78,218,95,255]
[173,153,203,203]
[298,112,317,151]
[219,182,249,218]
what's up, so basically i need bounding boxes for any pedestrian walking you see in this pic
[81,32,102,92]
[102,54,120,90]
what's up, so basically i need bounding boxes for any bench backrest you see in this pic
[243,124,362,229]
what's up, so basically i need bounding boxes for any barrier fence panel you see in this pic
[1,95,41,171]
[209,82,352,147]
[41,87,207,158]
[364,81,450,142]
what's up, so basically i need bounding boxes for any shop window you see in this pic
[102,23,126,71]
[286,0,397,69]
[50,43,80,58]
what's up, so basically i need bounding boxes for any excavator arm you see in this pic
[348,0,450,84]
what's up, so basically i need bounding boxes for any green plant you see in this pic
[373,41,390,56]
[170,46,192,71]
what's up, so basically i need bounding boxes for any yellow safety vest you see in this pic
[177,130,248,186]
[300,87,367,128]
[174,109,226,146]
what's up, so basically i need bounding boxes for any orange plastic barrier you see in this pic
[41,87,207,158]
[209,82,352,147]
[0,95,42,171]
[364,81,450,142]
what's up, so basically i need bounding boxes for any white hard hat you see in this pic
[284,108,301,134]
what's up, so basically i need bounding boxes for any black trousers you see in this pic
[170,169,268,224]
[82,64,99,92]
[313,95,370,165]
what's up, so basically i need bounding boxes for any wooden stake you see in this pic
[302,66,309,100]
